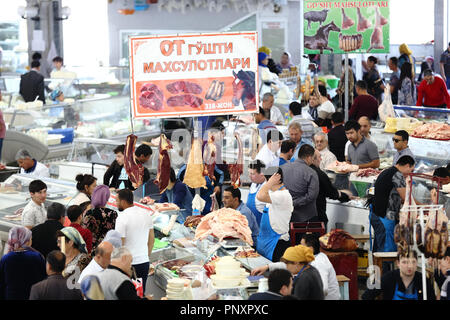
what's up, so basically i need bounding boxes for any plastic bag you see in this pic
[378,84,395,122]
[131,278,144,298]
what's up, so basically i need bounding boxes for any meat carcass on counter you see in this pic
[183,138,207,189]
[156,134,173,194]
[124,134,144,187]
[228,132,243,188]
[194,207,253,245]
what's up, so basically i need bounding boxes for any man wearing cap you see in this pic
[280,245,324,300]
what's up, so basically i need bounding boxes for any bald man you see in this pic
[345,116,371,160]
[78,241,114,284]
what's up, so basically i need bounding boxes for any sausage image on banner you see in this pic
[124,134,144,187]
[338,34,363,52]
[139,83,164,111]
[167,94,203,108]
[166,81,203,95]
[205,80,225,101]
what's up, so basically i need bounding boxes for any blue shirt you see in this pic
[236,201,260,246]
[279,158,288,166]
[290,138,313,162]
[159,180,193,218]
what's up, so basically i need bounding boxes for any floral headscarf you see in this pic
[7,226,32,253]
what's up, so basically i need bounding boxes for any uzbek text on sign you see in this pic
[129,32,258,119]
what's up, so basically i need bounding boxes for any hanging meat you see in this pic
[303,74,311,101]
[228,132,243,189]
[203,133,217,181]
[394,178,417,255]
[124,134,144,187]
[139,83,164,111]
[183,137,207,189]
[166,81,203,95]
[357,7,371,32]
[341,8,354,29]
[416,208,448,259]
[250,127,262,160]
[368,7,388,52]
[156,134,173,194]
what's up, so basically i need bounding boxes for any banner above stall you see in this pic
[129,32,258,119]
[303,0,390,54]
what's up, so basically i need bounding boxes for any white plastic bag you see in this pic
[378,84,395,122]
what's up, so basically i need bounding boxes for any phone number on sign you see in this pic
[205,102,233,109]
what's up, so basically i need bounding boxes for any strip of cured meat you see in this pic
[139,83,164,111]
[194,207,253,245]
[166,81,202,94]
[167,94,203,108]
[203,133,217,181]
[183,138,207,189]
[228,132,243,188]
[124,134,144,187]
[156,134,173,194]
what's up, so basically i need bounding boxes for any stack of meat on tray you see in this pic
[183,215,204,228]
[355,168,382,178]
[326,161,359,173]
[412,123,450,140]
[194,208,253,245]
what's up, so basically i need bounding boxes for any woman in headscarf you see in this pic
[280,245,324,300]
[277,52,294,70]
[0,226,46,299]
[259,46,282,75]
[57,227,91,278]
[259,52,279,98]
[398,43,416,79]
[82,184,118,252]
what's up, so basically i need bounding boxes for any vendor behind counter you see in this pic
[159,168,193,220]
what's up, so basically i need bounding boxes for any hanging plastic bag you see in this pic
[378,83,395,122]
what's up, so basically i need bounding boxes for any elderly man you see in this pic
[416,69,450,108]
[78,241,114,284]
[261,92,284,125]
[345,120,380,169]
[29,250,83,300]
[95,247,152,300]
[392,130,415,165]
[313,132,337,171]
[281,144,319,230]
[288,121,313,163]
[16,149,50,178]
[223,187,259,246]
[256,130,284,167]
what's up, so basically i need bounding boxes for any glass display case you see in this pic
[0,174,77,233]
[394,105,450,124]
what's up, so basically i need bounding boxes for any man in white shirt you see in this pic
[78,241,114,284]
[251,233,340,300]
[256,130,284,168]
[313,132,337,170]
[261,92,284,125]
[115,189,154,294]
[22,180,48,229]
[16,149,50,178]
[246,160,267,226]
[316,85,336,127]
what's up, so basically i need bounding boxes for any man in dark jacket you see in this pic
[19,60,45,104]
[103,144,150,191]
[311,150,350,231]
[327,112,348,162]
[29,250,83,300]
[31,202,65,258]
